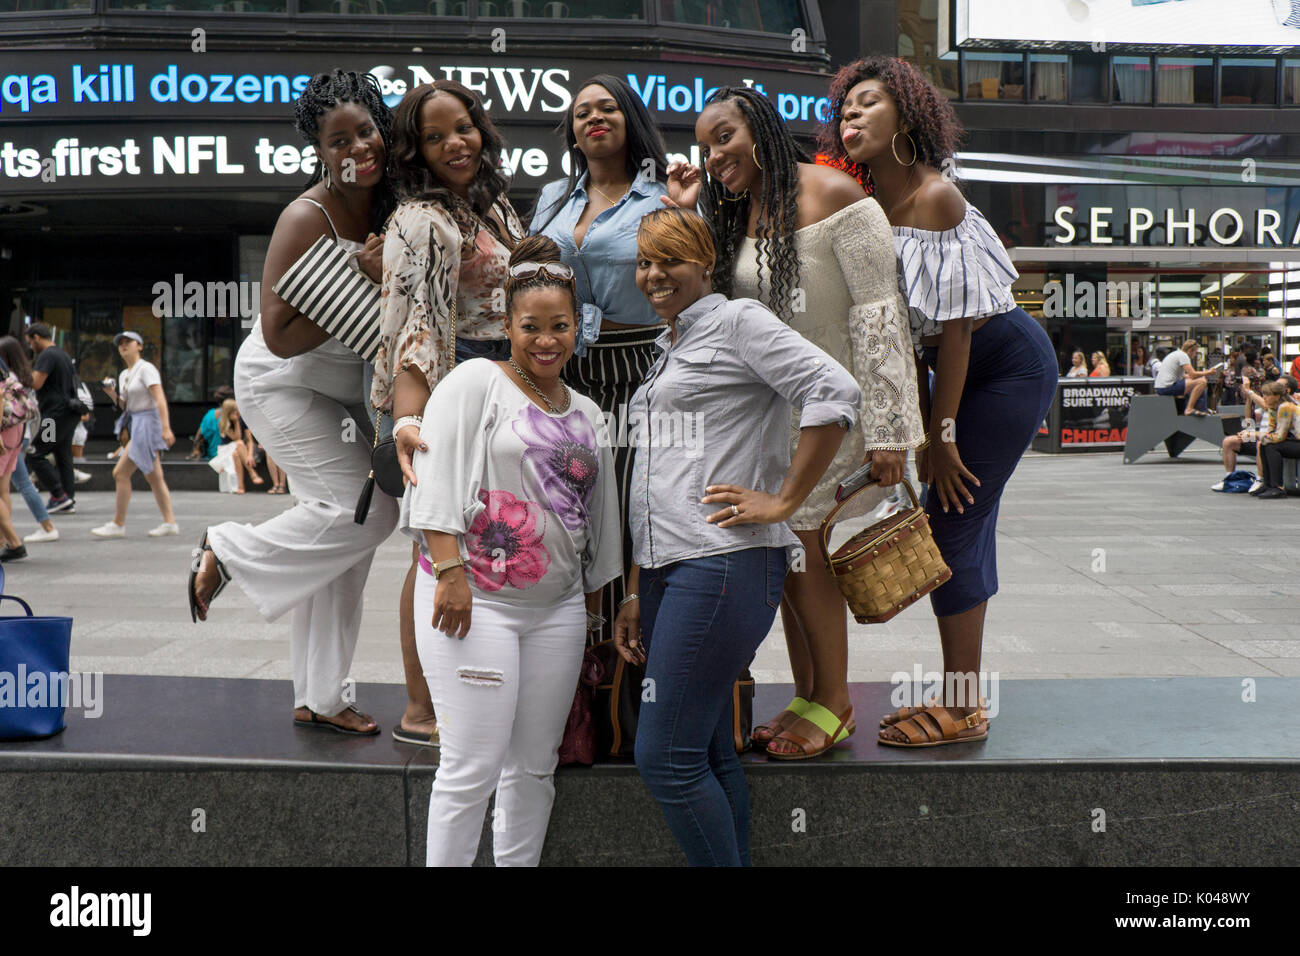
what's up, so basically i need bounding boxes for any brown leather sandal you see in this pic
[881,696,989,728]
[877,705,988,748]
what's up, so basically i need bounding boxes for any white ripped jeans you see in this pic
[414,569,585,867]
[208,321,398,716]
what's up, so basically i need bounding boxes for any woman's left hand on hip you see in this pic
[702,484,792,527]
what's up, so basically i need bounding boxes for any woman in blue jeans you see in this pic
[612,209,861,866]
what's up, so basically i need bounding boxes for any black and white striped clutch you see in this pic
[272,236,382,362]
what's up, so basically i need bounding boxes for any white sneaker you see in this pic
[23,527,59,544]
[1211,478,1226,492]
[147,522,179,537]
[1249,479,1265,494]
[871,497,904,522]
[91,522,126,539]
[73,469,92,484]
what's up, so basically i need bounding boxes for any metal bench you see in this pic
[1122,395,1237,464]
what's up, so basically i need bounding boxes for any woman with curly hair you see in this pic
[665,85,923,760]
[193,69,399,736]
[371,81,529,747]
[822,56,1058,747]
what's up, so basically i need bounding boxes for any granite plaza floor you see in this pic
[11,443,1297,686]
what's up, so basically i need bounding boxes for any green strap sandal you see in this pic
[752,696,811,747]
[766,702,855,760]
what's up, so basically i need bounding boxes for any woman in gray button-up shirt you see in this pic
[612,208,860,866]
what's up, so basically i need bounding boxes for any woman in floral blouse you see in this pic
[404,235,621,866]
[371,80,526,747]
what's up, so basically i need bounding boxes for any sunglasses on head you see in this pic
[509,261,574,281]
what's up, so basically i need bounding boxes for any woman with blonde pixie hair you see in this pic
[614,207,861,865]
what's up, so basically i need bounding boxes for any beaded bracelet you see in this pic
[394,415,423,434]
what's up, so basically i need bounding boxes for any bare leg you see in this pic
[142,457,176,524]
[400,541,436,735]
[879,600,988,743]
[112,453,137,526]
[244,437,264,485]
[231,444,248,493]
[1184,379,1207,413]
[0,483,22,548]
[266,453,285,490]
[766,528,852,755]
[1223,436,1239,472]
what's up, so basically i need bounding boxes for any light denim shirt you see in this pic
[628,293,861,570]
[530,172,668,355]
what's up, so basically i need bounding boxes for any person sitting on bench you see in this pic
[1255,380,1300,500]
[1154,339,1213,416]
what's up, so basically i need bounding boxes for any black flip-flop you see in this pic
[392,724,440,748]
[294,704,381,736]
[189,530,231,623]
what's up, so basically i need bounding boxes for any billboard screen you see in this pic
[957,0,1300,48]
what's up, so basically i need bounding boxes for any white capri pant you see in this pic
[414,569,585,867]
[208,320,398,716]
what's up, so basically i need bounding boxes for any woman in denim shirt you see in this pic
[529,75,669,642]
[612,209,860,866]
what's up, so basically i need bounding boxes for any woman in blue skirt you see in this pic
[822,57,1058,746]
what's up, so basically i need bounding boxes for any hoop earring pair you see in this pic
[891,130,918,167]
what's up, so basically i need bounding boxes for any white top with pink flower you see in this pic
[402,357,623,606]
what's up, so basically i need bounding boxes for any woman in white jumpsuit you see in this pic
[190,70,398,735]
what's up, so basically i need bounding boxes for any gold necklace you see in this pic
[589,180,630,206]
[509,358,570,414]
[885,163,920,221]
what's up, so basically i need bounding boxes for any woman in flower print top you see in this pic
[403,235,622,867]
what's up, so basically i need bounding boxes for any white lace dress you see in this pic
[733,197,924,529]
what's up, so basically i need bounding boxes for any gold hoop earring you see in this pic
[751,143,763,171]
[891,130,918,167]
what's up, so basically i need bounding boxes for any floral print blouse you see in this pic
[402,358,623,606]
[370,195,525,412]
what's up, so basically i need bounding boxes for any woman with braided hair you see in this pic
[823,57,1057,747]
[667,85,923,760]
[191,69,399,736]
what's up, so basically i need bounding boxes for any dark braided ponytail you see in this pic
[700,86,808,322]
[292,69,395,232]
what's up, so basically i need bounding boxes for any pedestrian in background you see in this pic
[0,336,42,562]
[24,322,79,514]
[94,331,179,538]
[0,338,59,545]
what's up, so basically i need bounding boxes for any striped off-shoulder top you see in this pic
[893,202,1019,353]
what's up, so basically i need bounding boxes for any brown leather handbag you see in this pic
[586,640,754,758]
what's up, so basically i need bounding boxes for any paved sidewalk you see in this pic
[10,445,1296,686]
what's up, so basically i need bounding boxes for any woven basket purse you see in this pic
[819,478,951,624]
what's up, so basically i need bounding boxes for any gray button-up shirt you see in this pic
[628,293,861,569]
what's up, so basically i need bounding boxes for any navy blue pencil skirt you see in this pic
[920,307,1057,617]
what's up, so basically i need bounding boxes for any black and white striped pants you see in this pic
[562,325,663,645]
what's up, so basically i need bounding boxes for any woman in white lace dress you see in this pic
[668,86,923,760]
